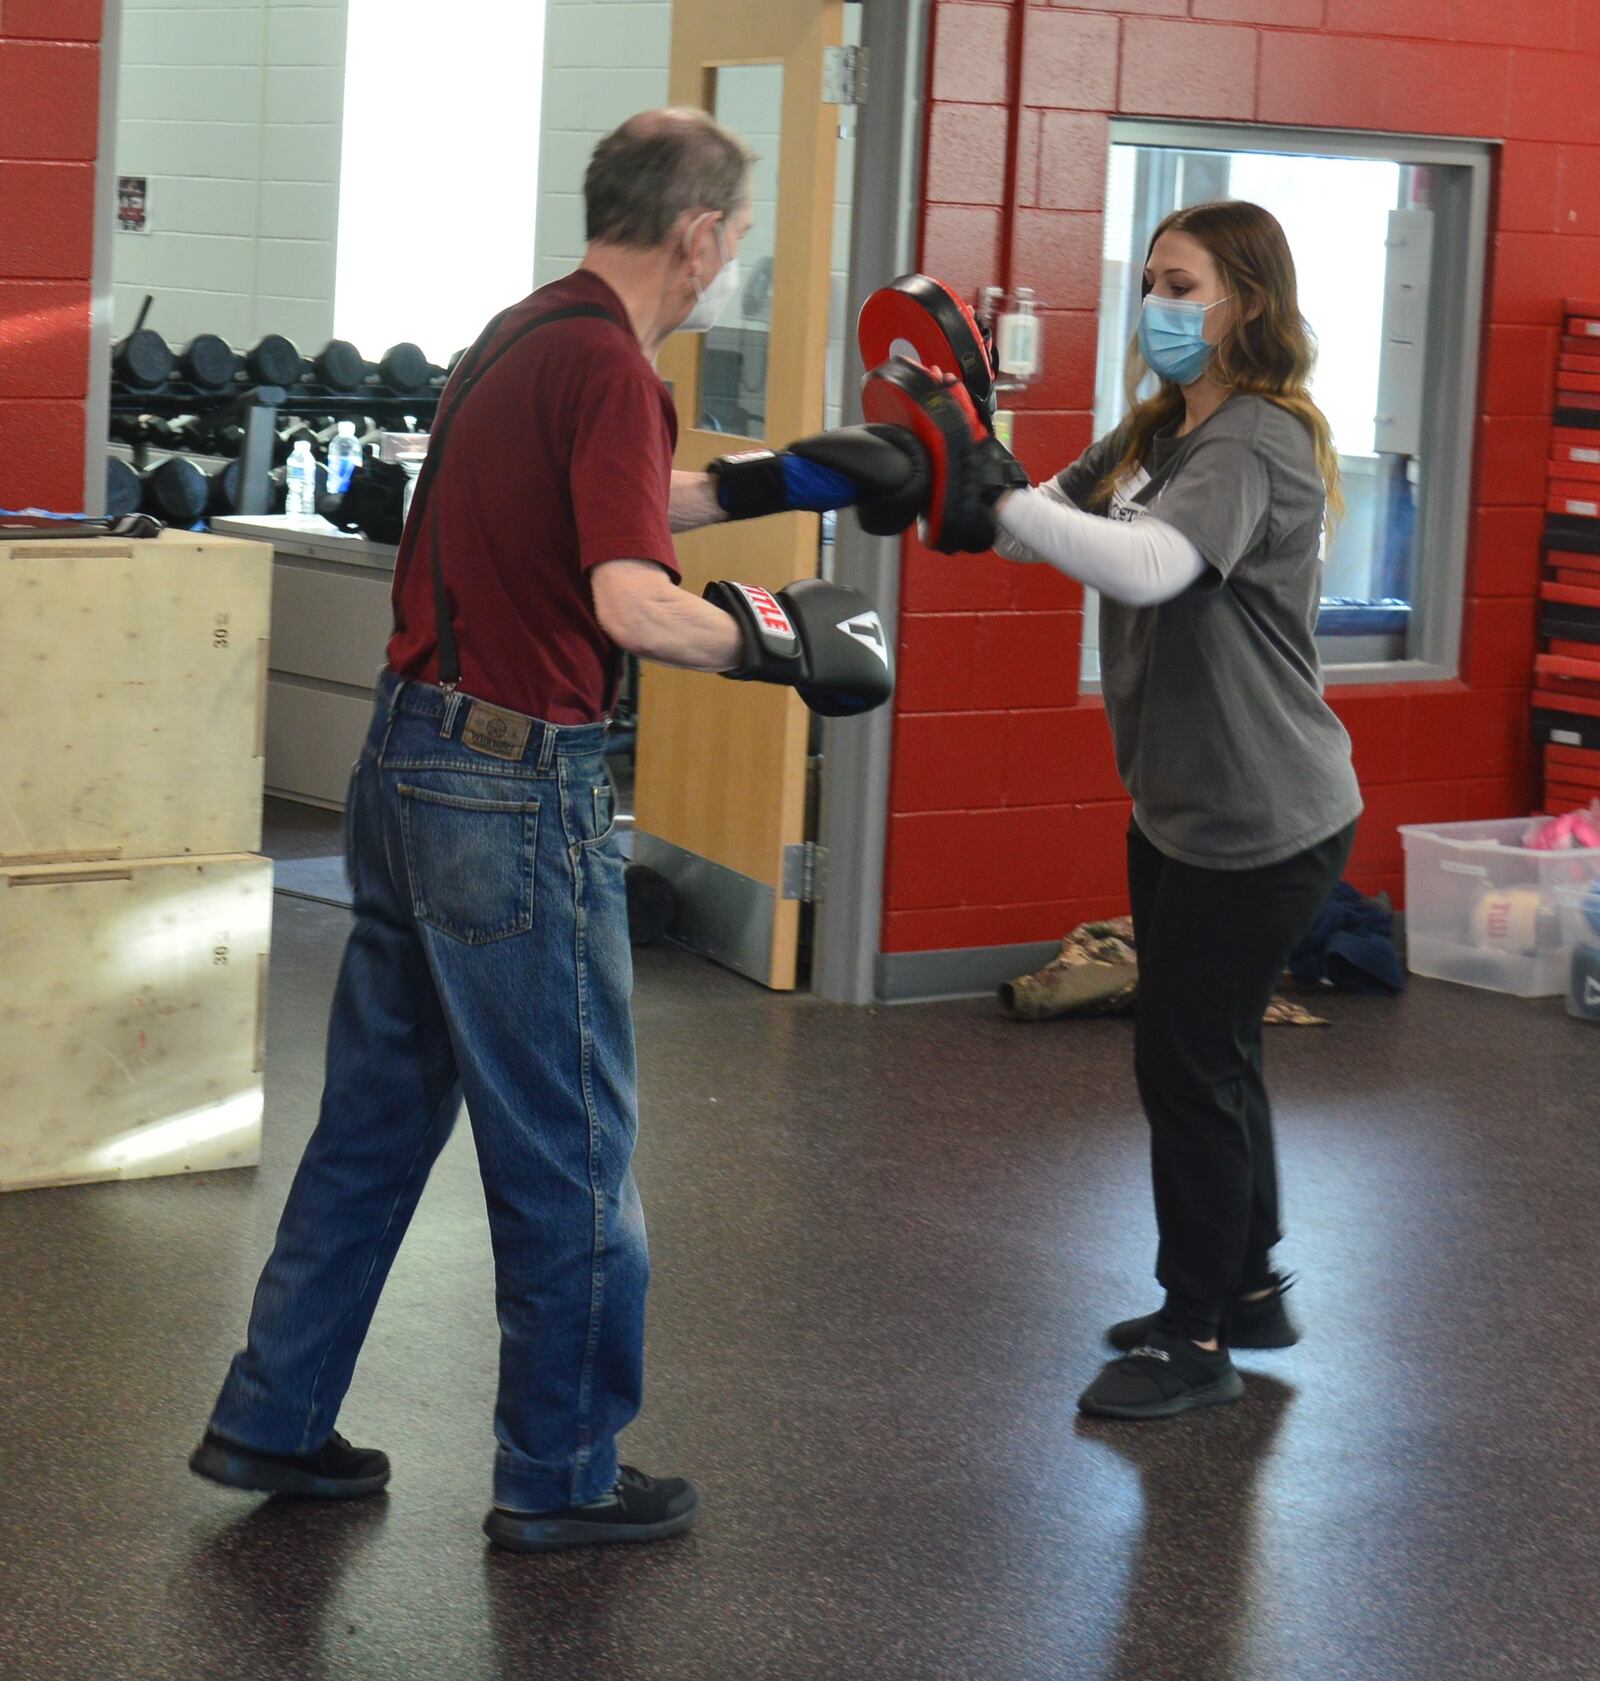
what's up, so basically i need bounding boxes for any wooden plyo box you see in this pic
[0,531,272,864]
[0,854,273,1193]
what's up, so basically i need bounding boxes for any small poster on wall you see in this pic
[117,176,150,234]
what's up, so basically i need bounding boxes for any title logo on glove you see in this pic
[733,583,796,642]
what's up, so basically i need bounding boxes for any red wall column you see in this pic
[0,0,103,513]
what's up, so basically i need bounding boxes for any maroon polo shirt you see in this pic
[387,270,680,723]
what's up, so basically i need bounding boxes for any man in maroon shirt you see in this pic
[192,108,911,1552]
[385,245,701,721]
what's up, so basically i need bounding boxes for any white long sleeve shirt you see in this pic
[994,479,1206,607]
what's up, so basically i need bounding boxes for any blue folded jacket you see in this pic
[1288,881,1406,996]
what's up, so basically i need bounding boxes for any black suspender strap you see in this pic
[397,301,619,690]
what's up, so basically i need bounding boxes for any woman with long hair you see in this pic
[990,201,1362,1420]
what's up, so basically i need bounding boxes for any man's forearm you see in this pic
[627,588,743,672]
[670,471,728,533]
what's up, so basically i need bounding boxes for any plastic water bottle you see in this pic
[327,421,360,496]
[286,438,317,517]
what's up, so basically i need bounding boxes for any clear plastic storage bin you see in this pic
[1557,882,1600,1022]
[1399,817,1600,997]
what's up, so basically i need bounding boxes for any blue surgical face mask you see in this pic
[1138,293,1231,386]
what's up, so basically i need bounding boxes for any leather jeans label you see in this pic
[462,702,532,761]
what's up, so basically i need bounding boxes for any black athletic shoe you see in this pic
[188,1428,391,1498]
[1078,1327,1246,1420]
[484,1465,701,1553]
[1107,1273,1301,1353]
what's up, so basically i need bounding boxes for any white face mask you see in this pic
[678,217,741,334]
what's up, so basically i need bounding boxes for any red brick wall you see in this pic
[884,0,1599,955]
[0,0,103,514]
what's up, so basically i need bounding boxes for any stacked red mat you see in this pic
[1535,298,1600,812]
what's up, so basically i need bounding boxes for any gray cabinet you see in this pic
[213,516,398,810]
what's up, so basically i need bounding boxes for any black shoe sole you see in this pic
[1078,1367,1246,1421]
[188,1438,390,1500]
[483,1491,701,1553]
[1106,1314,1300,1354]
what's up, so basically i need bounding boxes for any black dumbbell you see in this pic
[113,293,174,391]
[113,326,174,391]
[106,456,143,518]
[141,416,184,449]
[216,419,247,457]
[312,339,366,394]
[211,457,296,516]
[171,415,222,454]
[246,333,303,388]
[206,460,239,516]
[179,334,240,393]
[141,456,209,526]
[112,413,180,451]
[377,342,431,395]
[180,417,244,457]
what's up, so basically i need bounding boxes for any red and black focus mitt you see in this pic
[860,357,1024,554]
[858,274,997,431]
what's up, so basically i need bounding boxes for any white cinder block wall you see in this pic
[112,0,857,411]
[532,0,671,293]
[113,0,349,352]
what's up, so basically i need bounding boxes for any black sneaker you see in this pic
[1078,1327,1245,1420]
[188,1428,390,1498]
[1107,1273,1301,1353]
[484,1465,701,1553]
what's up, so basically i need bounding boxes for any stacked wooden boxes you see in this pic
[1535,299,1600,814]
[0,531,274,1192]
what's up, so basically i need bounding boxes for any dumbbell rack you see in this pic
[1533,295,1600,814]
[110,383,442,523]
[111,382,284,518]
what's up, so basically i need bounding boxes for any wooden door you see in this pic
[632,0,844,990]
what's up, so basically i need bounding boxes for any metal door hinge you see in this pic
[823,45,868,107]
[782,842,827,903]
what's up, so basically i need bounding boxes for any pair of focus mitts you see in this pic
[857,274,1027,552]
[706,274,1027,558]
[699,276,1029,717]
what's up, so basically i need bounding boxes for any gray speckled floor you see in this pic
[2,802,1598,1681]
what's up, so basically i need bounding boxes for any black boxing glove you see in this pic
[785,577,894,715]
[708,424,927,530]
[704,576,893,717]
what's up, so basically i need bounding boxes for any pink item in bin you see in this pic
[1525,800,1600,851]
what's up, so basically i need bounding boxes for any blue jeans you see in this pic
[210,671,645,1511]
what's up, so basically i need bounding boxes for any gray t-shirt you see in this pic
[1058,394,1362,871]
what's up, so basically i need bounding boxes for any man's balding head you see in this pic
[584,107,754,249]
